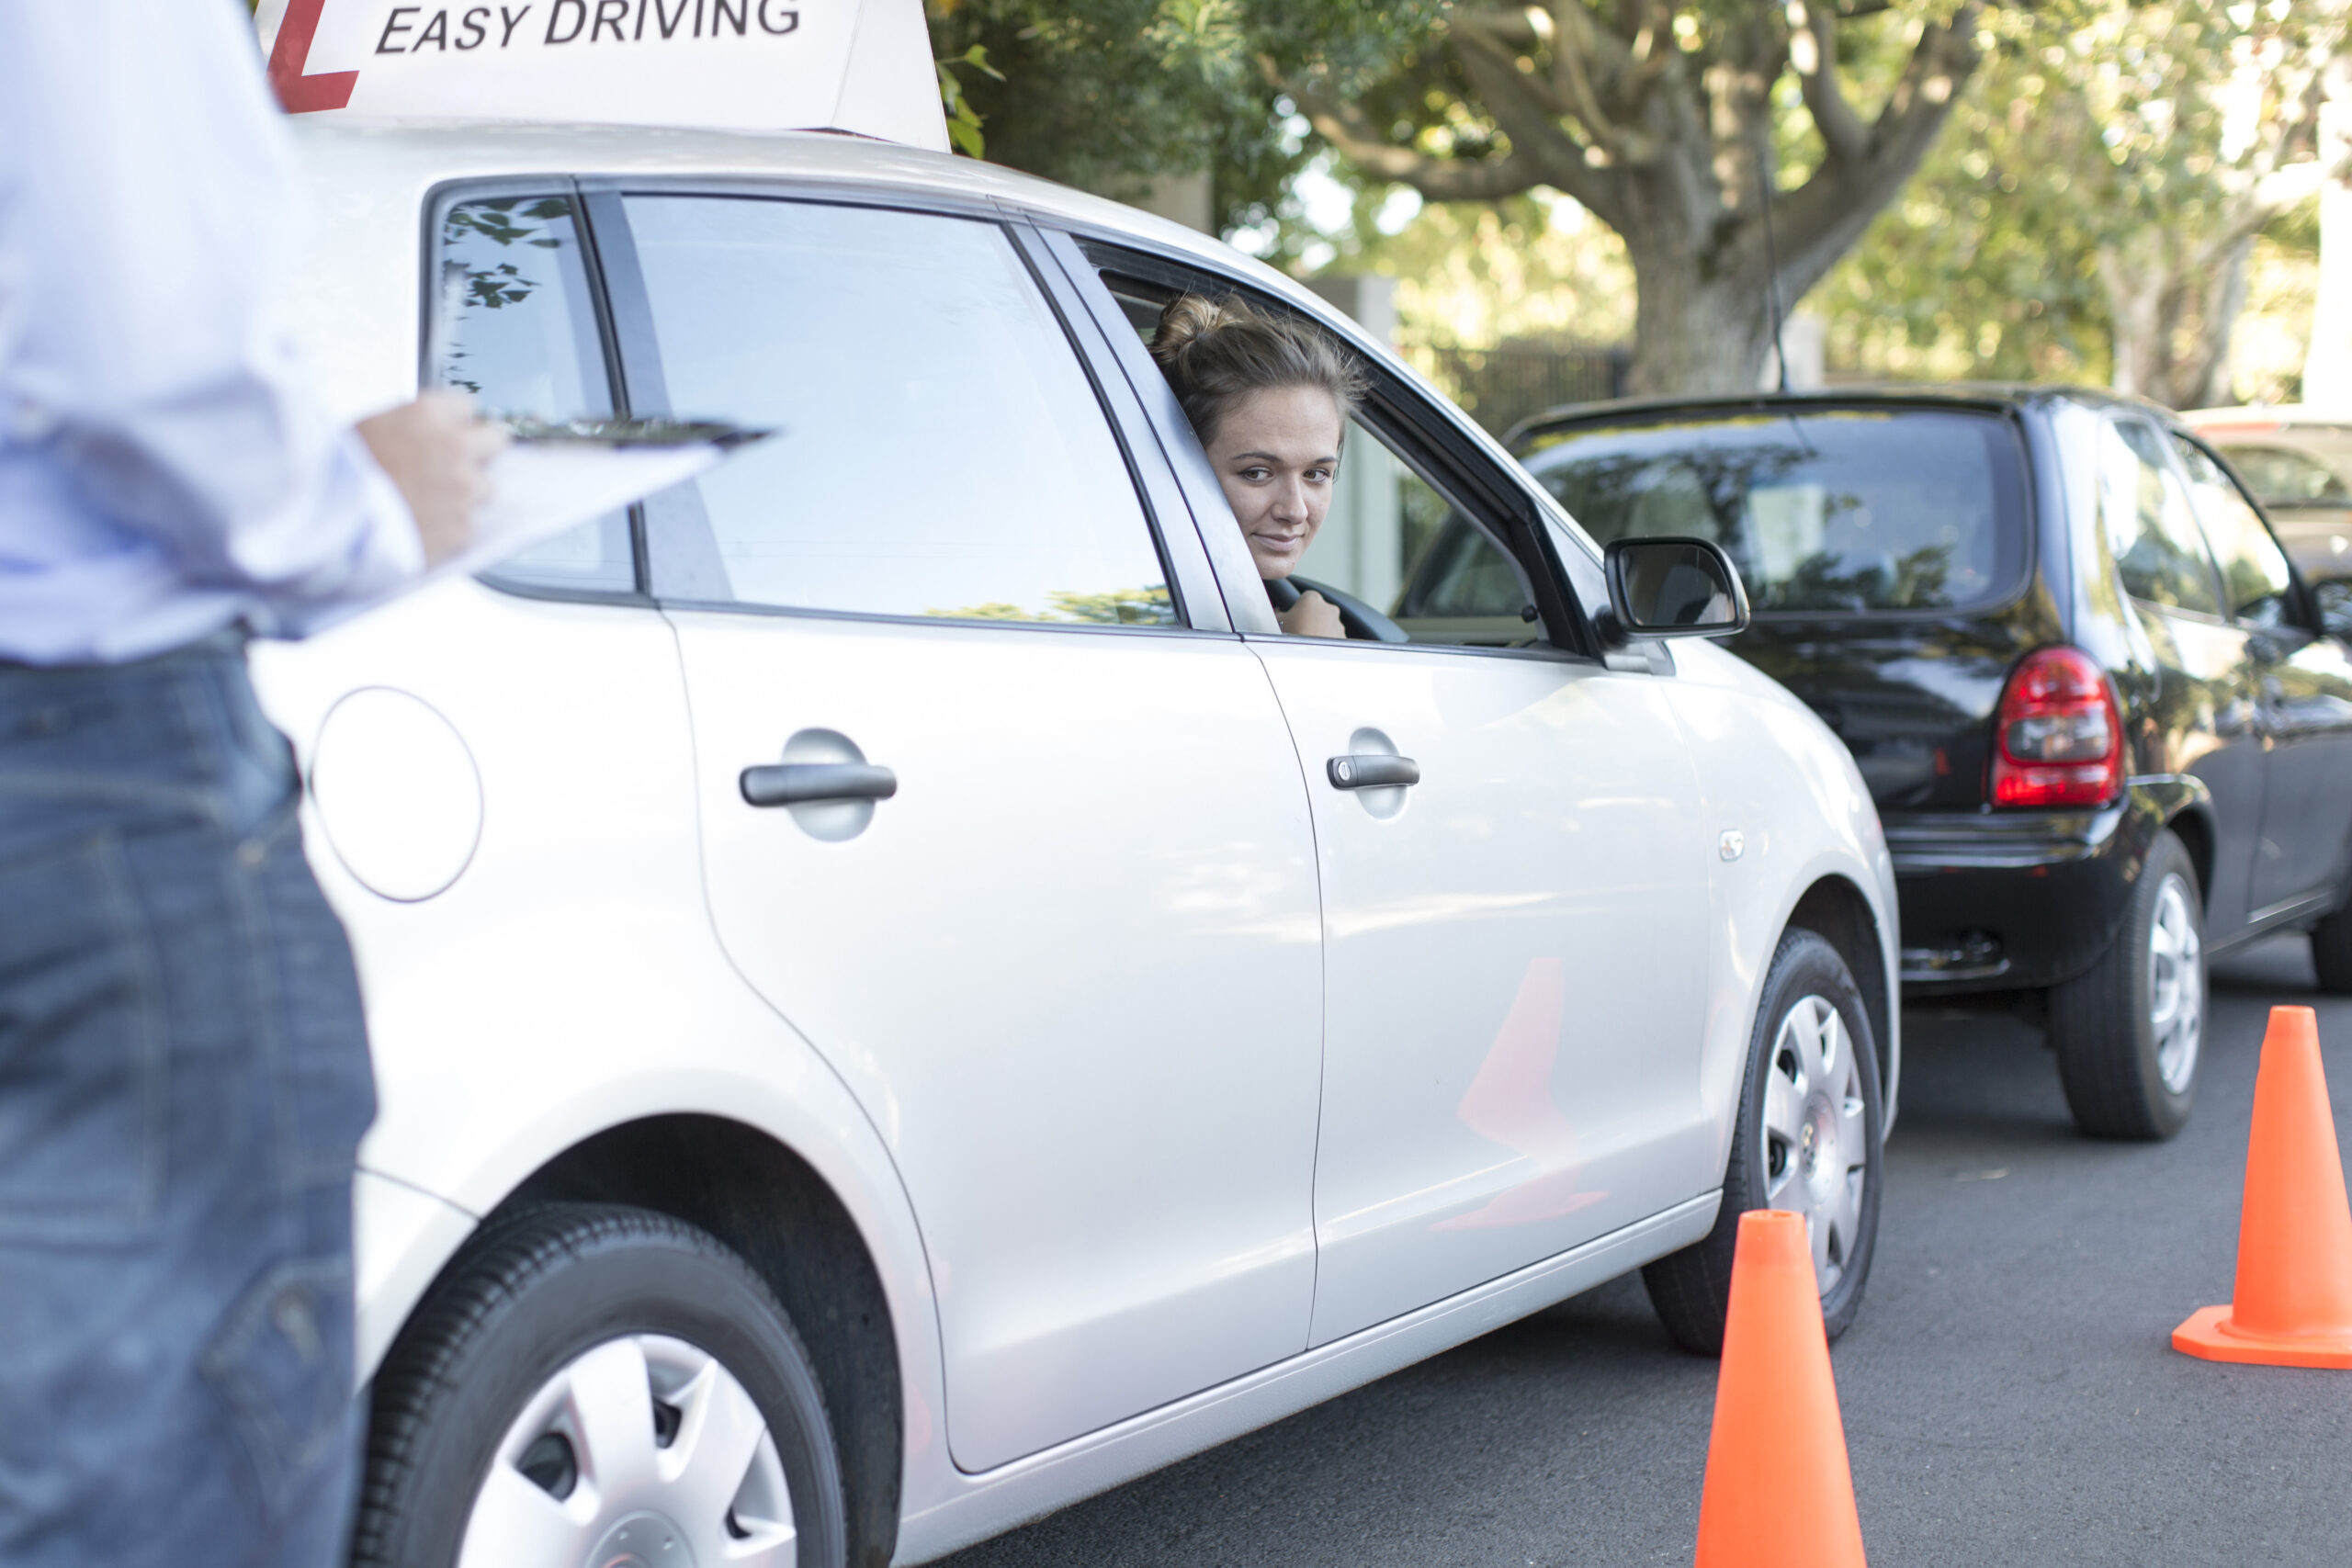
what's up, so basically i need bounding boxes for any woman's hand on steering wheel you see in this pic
[1280,589,1347,638]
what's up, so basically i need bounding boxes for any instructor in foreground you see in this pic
[0,5,503,1563]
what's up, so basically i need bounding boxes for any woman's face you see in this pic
[1204,386,1345,581]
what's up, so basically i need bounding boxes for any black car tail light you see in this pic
[1989,646,2122,808]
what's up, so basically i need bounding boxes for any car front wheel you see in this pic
[1642,927,1885,1355]
[2050,828,2203,1139]
[352,1203,847,1568]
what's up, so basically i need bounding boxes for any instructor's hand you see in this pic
[358,391,508,568]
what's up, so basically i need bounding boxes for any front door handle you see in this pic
[1327,753,1420,790]
[741,762,899,807]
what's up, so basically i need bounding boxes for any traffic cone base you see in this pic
[2172,1305,2352,1369]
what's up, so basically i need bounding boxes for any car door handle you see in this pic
[1327,753,1420,790]
[740,762,899,807]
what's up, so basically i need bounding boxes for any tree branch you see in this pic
[1294,83,1554,204]
[1792,0,1869,167]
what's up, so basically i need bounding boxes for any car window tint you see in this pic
[2215,445,2352,509]
[431,195,635,595]
[2174,437,2294,629]
[1518,409,2021,614]
[2101,420,2222,616]
[624,197,1174,627]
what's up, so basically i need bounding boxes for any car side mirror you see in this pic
[1602,537,1751,642]
[2317,580,2352,642]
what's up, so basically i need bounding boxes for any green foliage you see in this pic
[1813,12,2113,383]
[1816,0,2344,392]
[927,585,1175,625]
[936,44,1003,159]
[924,0,1440,227]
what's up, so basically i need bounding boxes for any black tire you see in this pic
[353,1202,848,1568]
[1642,928,1884,1355]
[2312,905,2352,995]
[2050,829,2203,1139]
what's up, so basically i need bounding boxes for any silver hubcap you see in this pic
[1761,994,1869,1297]
[458,1334,795,1568]
[2150,872,2203,1095]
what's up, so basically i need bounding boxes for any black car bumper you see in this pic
[1886,784,2183,996]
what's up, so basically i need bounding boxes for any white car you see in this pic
[254,120,1901,1568]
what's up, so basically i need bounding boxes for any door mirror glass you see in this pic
[2317,580,2352,641]
[1604,537,1749,637]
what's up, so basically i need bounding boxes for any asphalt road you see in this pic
[936,935,2352,1568]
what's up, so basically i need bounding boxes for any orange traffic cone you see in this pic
[1693,1209,1867,1568]
[2174,1005,2352,1368]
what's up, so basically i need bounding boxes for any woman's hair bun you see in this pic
[1150,293,1250,365]
[1148,292,1368,448]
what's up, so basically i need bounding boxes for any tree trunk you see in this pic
[1623,241,1775,396]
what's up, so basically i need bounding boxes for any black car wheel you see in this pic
[1642,928,1884,1355]
[2049,828,2203,1139]
[2312,905,2352,995]
[353,1203,847,1568]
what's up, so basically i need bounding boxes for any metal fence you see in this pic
[1408,340,1631,439]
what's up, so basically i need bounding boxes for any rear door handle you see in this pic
[1327,753,1420,790]
[741,762,899,807]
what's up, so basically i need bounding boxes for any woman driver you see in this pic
[1150,294,1369,638]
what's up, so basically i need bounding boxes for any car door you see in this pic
[592,189,1325,1473]
[2176,434,2352,918]
[2100,416,2268,937]
[1260,413,1714,1346]
[1053,243,1718,1345]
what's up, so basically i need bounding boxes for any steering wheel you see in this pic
[1265,575,1411,643]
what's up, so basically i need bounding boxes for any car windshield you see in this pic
[1521,408,2027,615]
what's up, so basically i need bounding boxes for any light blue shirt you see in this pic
[0,1,421,666]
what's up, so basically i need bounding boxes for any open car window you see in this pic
[1097,274,1545,650]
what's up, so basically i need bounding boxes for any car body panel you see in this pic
[670,608,1326,1473]
[1245,637,1713,1344]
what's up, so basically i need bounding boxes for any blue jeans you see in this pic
[0,632,375,1567]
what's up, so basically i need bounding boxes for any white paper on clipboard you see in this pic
[318,423,764,629]
[440,440,721,581]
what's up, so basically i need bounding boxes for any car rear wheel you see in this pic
[2049,828,2203,1139]
[1642,928,1884,1355]
[352,1202,847,1568]
[2312,905,2352,995]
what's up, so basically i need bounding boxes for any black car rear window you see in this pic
[1521,408,2028,615]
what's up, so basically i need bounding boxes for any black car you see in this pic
[1405,387,2352,1139]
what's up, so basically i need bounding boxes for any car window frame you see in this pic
[1508,398,2041,625]
[421,176,654,608]
[2173,428,2318,637]
[560,175,1225,639]
[1049,230,1605,664]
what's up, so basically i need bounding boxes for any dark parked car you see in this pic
[1404,388,2352,1139]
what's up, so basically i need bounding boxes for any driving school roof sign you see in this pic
[252,0,948,150]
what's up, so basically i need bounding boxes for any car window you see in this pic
[1315,417,1540,648]
[1518,409,2023,615]
[2100,419,2222,616]
[623,197,1175,627]
[431,194,635,595]
[2214,444,2352,509]
[2174,437,2295,629]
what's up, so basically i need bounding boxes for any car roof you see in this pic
[1502,382,2178,449]
[290,117,1295,297]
